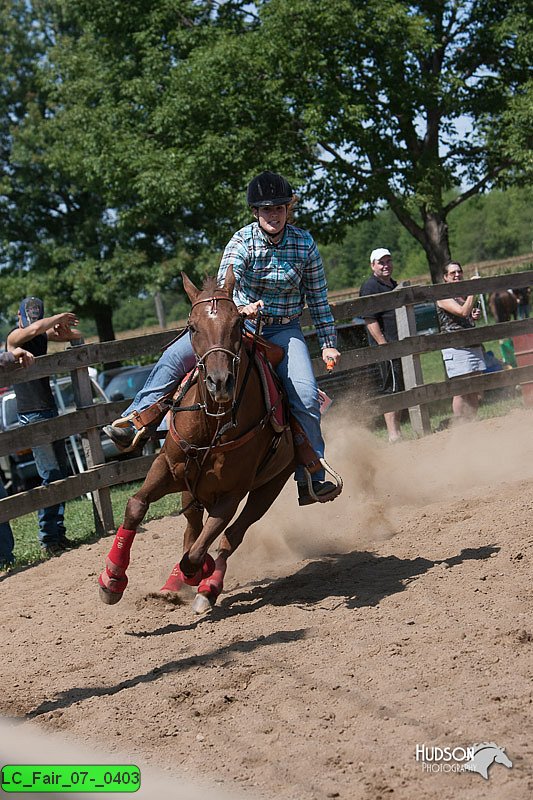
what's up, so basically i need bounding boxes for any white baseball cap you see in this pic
[370,247,391,263]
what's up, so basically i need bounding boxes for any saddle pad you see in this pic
[253,352,286,432]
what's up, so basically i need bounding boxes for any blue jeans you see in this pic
[18,410,69,545]
[0,480,14,566]
[125,321,325,482]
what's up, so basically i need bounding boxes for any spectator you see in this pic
[514,287,530,319]
[360,247,404,443]
[0,347,35,572]
[436,262,486,422]
[6,297,82,557]
[103,171,343,506]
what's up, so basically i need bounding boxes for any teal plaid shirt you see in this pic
[217,222,337,349]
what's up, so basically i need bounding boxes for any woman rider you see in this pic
[104,171,342,506]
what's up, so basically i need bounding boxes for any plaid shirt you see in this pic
[218,222,336,349]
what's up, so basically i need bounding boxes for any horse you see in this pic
[98,267,296,614]
[463,742,513,779]
[488,290,517,322]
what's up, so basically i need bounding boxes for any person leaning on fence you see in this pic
[359,247,404,444]
[436,262,486,422]
[514,286,531,319]
[0,347,35,573]
[6,297,82,558]
[103,170,342,506]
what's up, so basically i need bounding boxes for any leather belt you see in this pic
[261,314,299,326]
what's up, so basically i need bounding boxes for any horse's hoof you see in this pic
[99,585,123,605]
[180,553,216,586]
[98,570,127,604]
[192,592,214,615]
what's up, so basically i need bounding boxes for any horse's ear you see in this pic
[223,264,235,298]
[182,271,200,304]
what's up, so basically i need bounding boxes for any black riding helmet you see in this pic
[247,171,294,208]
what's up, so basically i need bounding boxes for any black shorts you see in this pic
[377,358,404,395]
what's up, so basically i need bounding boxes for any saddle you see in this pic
[128,331,321,475]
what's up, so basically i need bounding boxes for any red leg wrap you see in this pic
[107,526,136,572]
[179,553,216,586]
[198,557,226,600]
[160,562,185,593]
[99,526,135,595]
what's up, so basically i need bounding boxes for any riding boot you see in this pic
[104,396,171,453]
[297,480,342,506]
[289,416,343,505]
[103,418,146,452]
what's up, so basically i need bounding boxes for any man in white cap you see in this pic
[359,248,404,443]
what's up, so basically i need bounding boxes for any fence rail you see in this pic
[2,269,533,531]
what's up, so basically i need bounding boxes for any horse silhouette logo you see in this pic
[463,743,513,779]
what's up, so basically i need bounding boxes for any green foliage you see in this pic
[318,185,532,288]
[448,186,532,263]
[0,0,530,333]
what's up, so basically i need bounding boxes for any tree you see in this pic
[0,1,188,341]
[2,0,530,314]
[53,0,529,282]
[191,0,531,281]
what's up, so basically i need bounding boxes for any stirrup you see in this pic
[108,415,149,454]
[302,459,343,503]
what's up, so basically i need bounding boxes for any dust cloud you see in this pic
[228,406,533,581]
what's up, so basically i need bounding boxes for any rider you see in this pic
[104,171,341,505]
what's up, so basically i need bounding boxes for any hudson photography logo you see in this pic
[416,742,513,779]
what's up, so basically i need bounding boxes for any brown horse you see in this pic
[99,268,295,614]
[488,290,518,322]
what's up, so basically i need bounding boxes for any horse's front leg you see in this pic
[193,467,293,614]
[99,455,179,605]
[177,492,241,599]
[159,492,204,594]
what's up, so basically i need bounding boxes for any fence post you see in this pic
[69,341,115,535]
[395,289,432,437]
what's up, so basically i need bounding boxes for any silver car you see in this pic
[0,375,121,493]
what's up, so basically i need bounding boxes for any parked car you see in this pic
[104,364,156,401]
[97,364,141,390]
[0,375,121,493]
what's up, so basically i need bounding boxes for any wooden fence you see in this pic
[1,269,533,533]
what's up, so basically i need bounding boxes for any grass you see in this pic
[11,481,182,567]
[371,335,523,441]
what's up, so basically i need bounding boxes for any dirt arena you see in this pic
[1,407,532,800]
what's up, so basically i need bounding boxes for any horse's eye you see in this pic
[189,325,196,335]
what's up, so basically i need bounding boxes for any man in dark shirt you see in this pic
[360,248,404,443]
[6,297,81,557]
[0,347,34,572]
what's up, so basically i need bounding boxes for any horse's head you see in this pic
[182,267,242,404]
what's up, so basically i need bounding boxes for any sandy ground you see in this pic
[1,406,532,800]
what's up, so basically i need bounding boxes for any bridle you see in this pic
[169,294,283,514]
[187,295,243,419]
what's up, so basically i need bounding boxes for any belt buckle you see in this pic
[265,314,291,325]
